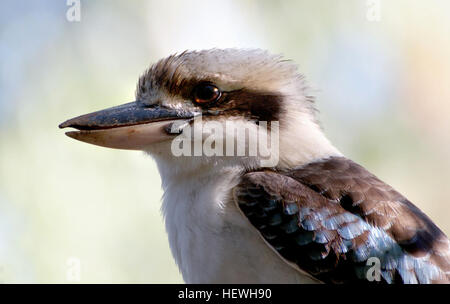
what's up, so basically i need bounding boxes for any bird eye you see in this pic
[193,83,221,105]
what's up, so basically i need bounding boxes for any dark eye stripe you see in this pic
[142,67,284,122]
[218,90,283,122]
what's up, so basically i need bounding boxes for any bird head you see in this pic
[59,49,340,175]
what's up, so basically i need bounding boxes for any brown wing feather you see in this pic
[288,157,450,270]
[234,157,450,283]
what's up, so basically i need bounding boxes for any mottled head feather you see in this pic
[136,48,313,109]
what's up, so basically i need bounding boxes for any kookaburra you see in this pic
[59,49,450,284]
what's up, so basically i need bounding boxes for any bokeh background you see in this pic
[1,0,449,283]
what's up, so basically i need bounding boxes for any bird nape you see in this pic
[59,48,450,284]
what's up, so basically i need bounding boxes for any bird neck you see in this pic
[157,162,243,282]
[276,117,342,169]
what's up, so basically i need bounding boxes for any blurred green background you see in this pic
[1,0,449,283]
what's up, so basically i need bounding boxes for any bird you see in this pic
[59,48,450,284]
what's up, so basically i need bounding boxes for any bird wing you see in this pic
[233,157,450,283]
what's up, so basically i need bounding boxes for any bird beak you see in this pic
[59,101,196,150]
